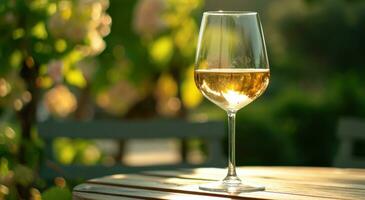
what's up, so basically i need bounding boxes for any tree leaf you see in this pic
[42,187,71,200]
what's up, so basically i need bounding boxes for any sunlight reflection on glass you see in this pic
[222,89,250,108]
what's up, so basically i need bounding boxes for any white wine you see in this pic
[194,68,270,111]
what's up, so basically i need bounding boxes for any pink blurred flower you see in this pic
[133,0,166,37]
[97,80,140,115]
[47,60,63,84]
[44,84,77,118]
[47,0,111,55]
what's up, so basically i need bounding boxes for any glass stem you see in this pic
[223,111,241,185]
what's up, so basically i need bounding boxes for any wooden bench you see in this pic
[38,119,225,180]
[334,118,365,168]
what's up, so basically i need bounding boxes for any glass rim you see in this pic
[203,11,258,16]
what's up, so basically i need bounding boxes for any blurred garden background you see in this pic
[1,0,365,199]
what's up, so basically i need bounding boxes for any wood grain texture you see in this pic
[73,167,365,200]
[74,183,232,200]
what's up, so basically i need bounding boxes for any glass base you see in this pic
[199,181,265,194]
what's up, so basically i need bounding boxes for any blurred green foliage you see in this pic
[0,0,111,199]
[41,187,71,200]
[93,0,203,116]
[234,0,365,166]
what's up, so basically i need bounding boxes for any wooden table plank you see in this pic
[143,167,365,189]
[74,183,331,200]
[73,167,365,200]
[142,167,365,199]
[86,174,339,199]
[73,191,138,200]
[74,183,232,200]
[189,167,365,184]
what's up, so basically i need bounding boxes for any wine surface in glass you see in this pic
[195,68,269,111]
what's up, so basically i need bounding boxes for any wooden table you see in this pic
[73,167,365,200]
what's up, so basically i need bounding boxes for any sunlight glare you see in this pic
[222,89,249,106]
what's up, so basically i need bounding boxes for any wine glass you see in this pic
[194,11,270,193]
